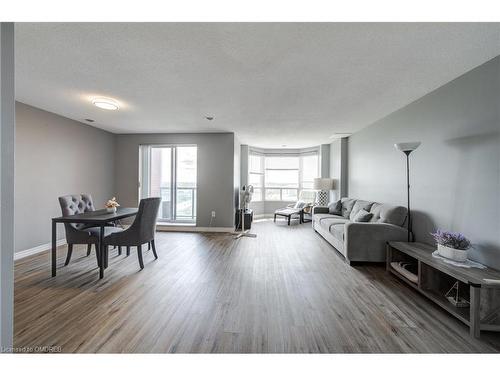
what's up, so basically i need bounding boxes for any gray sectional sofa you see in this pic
[312,198,408,264]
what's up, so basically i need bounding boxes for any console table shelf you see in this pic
[387,241,500,338]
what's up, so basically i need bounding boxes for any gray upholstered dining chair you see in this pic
[58,194,123,266]
[103,197,161,270]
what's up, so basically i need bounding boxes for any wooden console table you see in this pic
[387,241,500,338]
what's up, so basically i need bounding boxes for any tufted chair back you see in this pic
[59,194,95,216]
[58,194,96,232]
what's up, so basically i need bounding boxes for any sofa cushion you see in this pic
[328,200,342,215]
[341,198,357,218]
[314,213,344,221]
[313,213,332,224]
[369,203,407,226]
[318,217,349,229]
[349,199,374,220]
[352,209,373,222]
[329,223,345,241]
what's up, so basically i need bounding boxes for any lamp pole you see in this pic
[404,151,411,242]
[394,142,420,243]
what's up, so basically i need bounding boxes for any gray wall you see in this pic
[329,138,348,202]
[1,22,15,349]
[15,102,116,252]
[348,56,500,269]
[240,144,249,188]
[115,133,235,228]
[320,144,330,178]
[233,136,241,225]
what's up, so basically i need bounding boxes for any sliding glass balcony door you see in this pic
[140,145,197,224]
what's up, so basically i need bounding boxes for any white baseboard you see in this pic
[14,225,234,261]
[253,214,274,220]
[14,238,67,261]
[156,225,234,233]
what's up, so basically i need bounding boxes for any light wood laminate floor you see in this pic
[14,221,500,353]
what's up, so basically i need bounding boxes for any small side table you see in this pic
[274,208,304,225]
[302,205,313,223]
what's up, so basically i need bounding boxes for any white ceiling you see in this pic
[15,23,500,148]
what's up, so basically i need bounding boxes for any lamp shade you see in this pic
[394,142,421,153]
[313,178,334,190]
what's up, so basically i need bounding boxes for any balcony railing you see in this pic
[158,187,196,222]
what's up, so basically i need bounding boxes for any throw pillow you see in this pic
[349,200,374,220]
[341,198,356,218]
[352,209,373,222]
[328,200,342,215]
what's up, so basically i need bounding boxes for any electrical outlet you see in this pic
[211,211,216,218]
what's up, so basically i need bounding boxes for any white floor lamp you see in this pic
[234,185,257,239]
[394,141,421,242]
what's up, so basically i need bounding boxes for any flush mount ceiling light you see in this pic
[91,97,120,111]
[205,116,214,121]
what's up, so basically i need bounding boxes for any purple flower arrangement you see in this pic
[431,229,471,251]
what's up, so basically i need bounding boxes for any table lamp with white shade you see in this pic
[394,141,421,242]
[313,178,335,206]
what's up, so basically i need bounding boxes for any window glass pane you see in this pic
[282,189,298,201]
[302,181,314,190]
[247,151,319,202]
[252,188,262,202]
[144,146,197,223]
[265,189,281,201]
[193,189,197,217]
[151,147,172,220]
[249,154,262,173]
[176,188,194,218]
[176,147,197,220]
[176,147,197,189]
[249,173,263,187]
[265,156,299,169]
[301,155,319,184]
[265,169,298,188]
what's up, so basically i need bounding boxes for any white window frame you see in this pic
[249,148,319,202]
[139,144,198,224]
[248,153,264,202]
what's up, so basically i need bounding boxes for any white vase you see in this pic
[437,244,468,262]
[106,207,116,213]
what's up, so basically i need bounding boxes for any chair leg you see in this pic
[137,245,144,269]
[64,244,73,266]
[104,246,109,269]
[95,244,101,268]
[126,246,130,256]
[288,216,291,226]
[148,242,151,251]
[151,240,158,260]
[86,244,92,256]
[118,246,122,256]
[274,214,276,223]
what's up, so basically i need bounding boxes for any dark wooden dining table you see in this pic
[51,207,138,279]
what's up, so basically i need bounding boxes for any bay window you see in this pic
[249,153,264,202]
[249,149,319,202]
